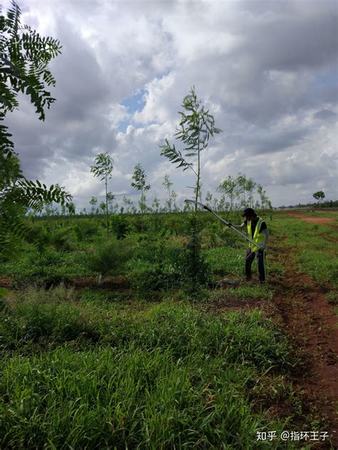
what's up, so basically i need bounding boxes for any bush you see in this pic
[11,248,69,287]
[127,235,183,293]
[87,238,133,276]
[48,227,77,251]
[128,260,181,293]
[74,220,97,241]
[110,215,130,239]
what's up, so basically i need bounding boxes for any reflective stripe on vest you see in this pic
[247,217,264,252]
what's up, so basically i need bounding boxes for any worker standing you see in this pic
[240,208,269,283]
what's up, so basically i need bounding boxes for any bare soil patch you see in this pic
[0,277,12,288]
[287,212,335,225]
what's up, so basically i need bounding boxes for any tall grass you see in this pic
[1,289,291,370]
[0,347,267,449]
[0,288,298,448]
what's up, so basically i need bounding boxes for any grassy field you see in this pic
[0,209,337,448]
[272,210,338,310]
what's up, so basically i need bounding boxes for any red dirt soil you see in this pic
[286,212,336,225]
[269,243,338,449]
[210,238,338,448]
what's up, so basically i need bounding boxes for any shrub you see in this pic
[87,238,133,276]
[48,227,76,251]
[110,215,130,239]
[74,220,97,241]
[127,236,183,293]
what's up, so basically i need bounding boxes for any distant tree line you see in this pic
[36,170,274,217]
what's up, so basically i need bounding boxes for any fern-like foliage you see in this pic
[0,2,71,252]
[160,139,194,172]
[0,178,72,248]
[0,1,61,120]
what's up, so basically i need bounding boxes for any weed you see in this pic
[326,291,338,305]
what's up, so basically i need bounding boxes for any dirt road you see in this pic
[268,238,338,448]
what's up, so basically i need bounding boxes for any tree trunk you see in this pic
[195,143,201,213]
[105,176,108,235]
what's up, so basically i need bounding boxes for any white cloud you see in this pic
[4,0,338,208]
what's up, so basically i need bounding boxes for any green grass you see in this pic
[226,284,273,301]
[1,288,290,369]
[204,246,243,276]
[0,288,8,299]
[0,347,272,449]
[0,287,299,449]
[299,249,338,286]
[1,209,330,447]
[326,291,338,305]
[272,213,338,289]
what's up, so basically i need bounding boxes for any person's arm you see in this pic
[232,220,246,229]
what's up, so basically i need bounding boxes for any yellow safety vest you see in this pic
[247,217,265,252]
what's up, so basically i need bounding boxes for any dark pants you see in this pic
[245,249,266,282]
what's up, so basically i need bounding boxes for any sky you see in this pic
[4,0,338,208]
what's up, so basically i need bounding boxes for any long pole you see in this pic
[185,199,257,247]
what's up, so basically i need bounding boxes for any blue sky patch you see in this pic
[122,89,146,114]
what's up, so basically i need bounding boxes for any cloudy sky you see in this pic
[5,0,338,208]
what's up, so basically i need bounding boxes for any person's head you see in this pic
[242,207,256,221]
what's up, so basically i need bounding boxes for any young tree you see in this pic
[217,175,238,211]
[160,87,221,212]
[99,201,106,215]
[236,174,247,207]
[152,195,160,213]
[67,201,76,215]
[0,1,71,248]
[162,174,177,212]
[131,163,150,213]
[89,196,98,214]
[257,184,272,210]
[246,177,256,208]
[122,195,133,214]
[313,191,325,204]
[90,152,113,231]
